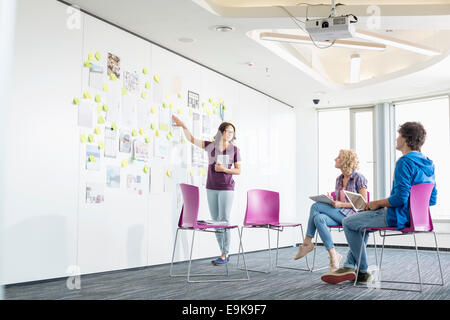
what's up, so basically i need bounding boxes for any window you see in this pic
[394,96,450,219]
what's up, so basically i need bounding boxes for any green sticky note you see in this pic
[155,130,160,137]
[97,116,105,124]
[189,168,194,176]
[141,91,147,99]
[132,129,138,136]
[110,73,118,81]
[88,155,95,162]
[111,122,118,130]
[88,134,94,143]
[84,61,92,68]
[143,165,149,174]
[154,74,159,83]
[95,51,101,61]
[73,97,80,105]
[169,102,174,109]
[143,68,149,75]
[166,170,172,177]
[189,109,193,117]
[98,141,104,150]
[150,122,155,130]
[177,93,182,98]
[139,128,145,135]
[213,109,217,114]
[88,52,94,61]
[122,88,127,96]
[80,133,87,143]
[94,127,101,135]
[83,92,92,99]
[162,102,167,108]
[121,159,128,167]
[145,82,150,89]
[102,104,109,112]
[145,137,150,144]
[95,94,101,103]
[200,168,206,176]
[103,83,109,92]
[150,106,156,114]
[208,98,212,103]
[159,123,169,132]
[177,108,182,114]
[166,134,172,141]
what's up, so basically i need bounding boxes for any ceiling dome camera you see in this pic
[313,99,320,105]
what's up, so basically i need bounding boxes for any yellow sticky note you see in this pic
[150,122,156,130]
[88,52,94,61]
[144,137,150,143]
[165,92,170,99]
[213,109,217,114]
[121,160,128,167]
[154,74,159,83]
[88,134,94,143]
[155,130,160,137]
[95,94,101,103]
[132,129,138,137]
[88,155,95,162]
[162,102,167,108]
[209,98,212,103]
[145,82,150,89]
[96,105,102,113]
[207,110,211,116]
[189,109,193,117]
[80,133,87,143]
[200,168,206,176]
[166,133,172,141]
[95,52,101,61]
[98,141,104,150]
[143,68,149,75]
[102,83,109,92]
[189,169,195,177]
[139,128,145,135]
[150,106,156,114]
[83,92,92,99]
[202,102,206,108]
[177,108,182,114]
[122,88,128,96]
[169,102,174,109]
[159,123,169,132]
[177,93,182,98]
[143,165,149,174]
[97,116,105,124]
[73,97,80,105]
[94,127,101,135]
[166,170,172,178]
[102,104,109,112]
[141,91,147,99]
[110,73,118,81]
[111,122,118,130]
[84,61,92,68]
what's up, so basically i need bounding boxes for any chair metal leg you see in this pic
[433,232,445,286]
[237,226,273,274]
[309,232,329,272]
[275,225,311,272]
[169,228,180,277]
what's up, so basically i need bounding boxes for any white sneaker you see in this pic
[294,243,315,260]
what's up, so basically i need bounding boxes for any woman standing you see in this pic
[172,115,242,266]
[295,149,368,272]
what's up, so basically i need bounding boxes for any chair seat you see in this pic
[271,222,302,227]
[196,223,238,229]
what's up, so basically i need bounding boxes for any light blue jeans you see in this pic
[206,189,234,255]
[306,202,346,250]
[342,207,389,273]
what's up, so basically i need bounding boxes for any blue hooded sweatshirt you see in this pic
[387,152,437,230]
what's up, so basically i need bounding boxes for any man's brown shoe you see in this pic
[321,267,356,284]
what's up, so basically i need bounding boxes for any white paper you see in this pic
[106,166,121,188]
[104,126,117,158]
[86,144,101,171]
[106,83,121,123]
[126,174,143,196]
[78,101,94,128]
[89,63,104,91]
[154,135,169,159]
[86,182,105,204]
[133,139,149,161]
[122,94,137,128]
[137,100,151,129]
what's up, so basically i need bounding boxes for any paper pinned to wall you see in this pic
[106,166,121,188]
[126,174,143,196]
[104,126,117,158]
[137,100,151,129]
[78,101,94,128]
[86,144,101,171]
[121,94,137,128]
[86,182,105,204]
[154,133,169,159]
[106,82,121,123]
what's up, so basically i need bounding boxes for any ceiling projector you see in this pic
[305,16,355,41]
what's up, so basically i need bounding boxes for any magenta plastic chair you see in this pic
[236,189,309,273]
[354,183,444,292]
[170,183,249,283]
[310,191,377,272]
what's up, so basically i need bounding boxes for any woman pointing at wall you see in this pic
[172,115,242,266]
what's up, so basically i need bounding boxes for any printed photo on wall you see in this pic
[89,63,104,91]
[106,166,121,188]
[104,126,117,158]
[126,174,143,195]
[119,132,132,153]
[86,182,105,204]
[133,139,149,161]
[123,70,139,93]
[86,144,101,171]
[202,114,211,136]
[107,52,120,79]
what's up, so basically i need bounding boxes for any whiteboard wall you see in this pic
[2,0,298,285]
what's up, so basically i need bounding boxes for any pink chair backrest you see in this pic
[331,191,370,202]
[178,183,200,228]
[244,189,280,226]
[407,183,435,232]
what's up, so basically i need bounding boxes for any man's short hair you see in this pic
[398,121,427,151]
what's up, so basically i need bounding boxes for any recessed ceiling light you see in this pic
[215,25,234,32]
[178,37,195,43]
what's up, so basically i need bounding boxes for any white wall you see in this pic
[2,0,297,285]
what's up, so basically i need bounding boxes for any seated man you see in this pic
[321,121,437,284]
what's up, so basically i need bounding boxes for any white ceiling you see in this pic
[65,0,450,108]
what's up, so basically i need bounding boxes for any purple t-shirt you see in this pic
[204,140,241,191]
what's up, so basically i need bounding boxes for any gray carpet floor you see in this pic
[5,245,450,300]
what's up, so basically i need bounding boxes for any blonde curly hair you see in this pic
[339,150,359,176]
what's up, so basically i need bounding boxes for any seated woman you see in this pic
[294,149,368,272]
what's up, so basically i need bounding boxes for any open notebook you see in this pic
[343,190,367,211]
